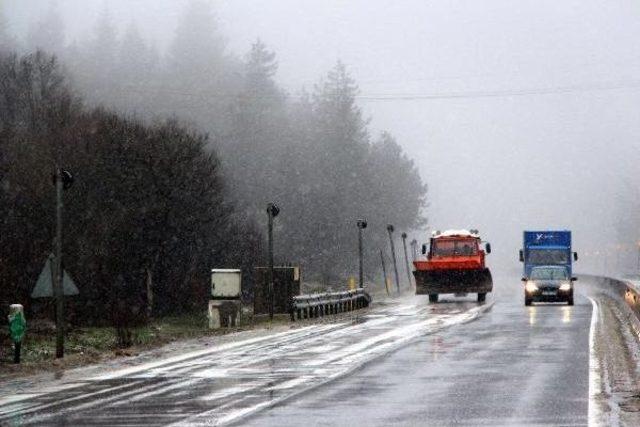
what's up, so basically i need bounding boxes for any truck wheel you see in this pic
[429,294,439,303]
[477,293,486,303]
[567,297,574,306]
[525,297,532,306]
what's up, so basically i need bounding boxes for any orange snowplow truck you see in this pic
[413,229,493,303]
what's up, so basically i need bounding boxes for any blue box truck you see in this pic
[520,230,578,277]
[519,230,578,306]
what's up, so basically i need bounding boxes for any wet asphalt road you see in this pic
[0,279,593,426]
[247,285,592,426]
[0,297,490,426]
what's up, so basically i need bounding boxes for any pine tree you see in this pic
[304,62,371,281]
[168,0,226,82]
[0,0,14,52]
[161,0,239,130]
[369,132,427,227]
[119,23,148,74]
[27,1,65,54]
[92,7,118,75]
[245,40,278,97]
[313,61,369,147]
[221,40,287,219]
[114,22,159,114]
[74,6,119,106]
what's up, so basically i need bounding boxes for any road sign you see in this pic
[31,254,79,298]
[9,312,26,343]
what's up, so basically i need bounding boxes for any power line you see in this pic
[85,78,640,104]
[354,80,640,101]
[356,56,640,86]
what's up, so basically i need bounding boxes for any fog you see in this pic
[5,0,640,277]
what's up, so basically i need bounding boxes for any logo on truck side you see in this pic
[535,233,554,241]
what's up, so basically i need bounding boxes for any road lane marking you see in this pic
[588,297,608,427]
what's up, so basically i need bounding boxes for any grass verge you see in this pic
[0,312,261,378]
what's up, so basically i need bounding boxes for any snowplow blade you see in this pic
[414,268,493,295]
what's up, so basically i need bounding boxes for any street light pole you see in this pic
[387,224,400,293]
[410,239,418,261]
[401,233,412,288]
[356,219,367,289]
[379,249,390,296]
[266,203,280,321]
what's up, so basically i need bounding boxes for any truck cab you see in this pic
[414,229,493,303]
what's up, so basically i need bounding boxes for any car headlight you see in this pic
[559,283,571,291]
[525,281,539,293]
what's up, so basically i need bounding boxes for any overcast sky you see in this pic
[5,0,640,276]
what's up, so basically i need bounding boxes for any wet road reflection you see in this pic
[529,305,537,325]
[247,287,591,426]
[0,296,491,426]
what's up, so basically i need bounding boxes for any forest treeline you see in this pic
[0,1,426,323]
[0,51,261,324]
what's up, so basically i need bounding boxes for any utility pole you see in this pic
[379,249,390,295]
[52,168,73,358]
[356,219,367,289]
[387,224,400,293]
[266,203,280,321]
[54,168,64,358]
[401,233,413,288]
[410,239,418,261]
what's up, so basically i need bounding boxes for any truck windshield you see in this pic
[530,268,568,280]
[527,249,568,265]
[433,239,478,256]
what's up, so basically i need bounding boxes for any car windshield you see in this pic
[530,268,568,280]
[433,239,478,256]
[527,249,569,265]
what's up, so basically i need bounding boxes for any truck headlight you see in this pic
[525,282,539,293]
[559,283,571,291]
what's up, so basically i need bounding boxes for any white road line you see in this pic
[588,297,605,427]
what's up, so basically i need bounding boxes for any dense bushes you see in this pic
[0,52,261,325]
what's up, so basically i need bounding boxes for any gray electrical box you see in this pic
[211,269,242,299]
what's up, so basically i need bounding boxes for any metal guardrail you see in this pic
[581,274,640,326]
[290,289,371,321]
[619,278,640,321]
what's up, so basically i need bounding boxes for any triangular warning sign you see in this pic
[31,254,79,298]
